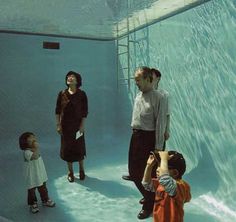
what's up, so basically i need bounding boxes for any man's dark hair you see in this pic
[151,68,162,78]
[65,71,82,88]
[136,66,153,82]
[19,132,34,150]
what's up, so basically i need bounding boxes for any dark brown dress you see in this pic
[55,89,88,162]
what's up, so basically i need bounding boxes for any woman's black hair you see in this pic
[19,132,34,150]
[65,71,82,88]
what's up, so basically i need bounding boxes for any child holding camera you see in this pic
[142,150,191,222]
[19,132,55,213]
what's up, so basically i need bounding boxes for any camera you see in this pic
[150,150,160,162]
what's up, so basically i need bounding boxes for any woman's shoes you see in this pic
[67,173,74,182]
[67,171,85,181]
[79,170,85,180]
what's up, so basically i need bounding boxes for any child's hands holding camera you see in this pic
[146,154,156,167]
[159,151,173,161]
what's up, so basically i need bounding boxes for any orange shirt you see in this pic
[152,178,191,222]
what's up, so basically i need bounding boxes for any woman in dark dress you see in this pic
[55,71,88,182]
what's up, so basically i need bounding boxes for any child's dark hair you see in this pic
[168,151,186,179]
[19,132,35,150]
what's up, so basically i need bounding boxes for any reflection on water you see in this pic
[187,194,236,222]
[54,164,152,222]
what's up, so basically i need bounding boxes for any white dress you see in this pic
[23,149,48,189]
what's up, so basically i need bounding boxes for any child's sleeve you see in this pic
[142,180,155,192]
[24,150,33,161]
[159,174,177,196]
[142,178,159,192]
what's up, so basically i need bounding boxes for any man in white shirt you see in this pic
[123,66,169,219]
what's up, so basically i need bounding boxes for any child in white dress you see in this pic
[19,132,55,213]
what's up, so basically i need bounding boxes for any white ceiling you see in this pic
[0,0,211,40]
